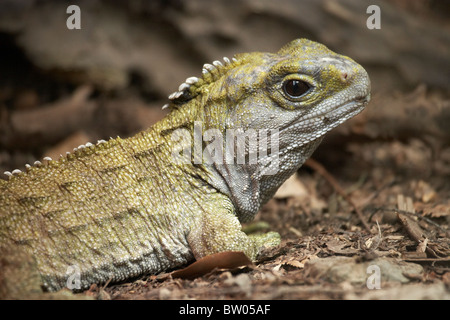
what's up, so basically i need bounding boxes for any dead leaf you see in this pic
[416,238,428,253]
[442,272,450,286]
[413,180,437,203]
[274,173,308,198]
[326,240,359,255]
[224,273,252,297]
[397,213,425,243]
[285,260,304,269]
[416,203,450,218]
[272,264,280,271]
[397,195,426,243]
[397,194,415,213]
[171,251,253,280]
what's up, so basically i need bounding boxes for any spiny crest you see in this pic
[2,139,110,180]
[162,56,238,110]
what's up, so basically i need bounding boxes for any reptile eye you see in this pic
[282,79,310,98]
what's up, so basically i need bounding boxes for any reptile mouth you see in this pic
[319,95,369,125]
[307,92,370,123]
[278,92,370,137]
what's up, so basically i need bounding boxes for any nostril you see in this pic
[340,72,349,82]
[320,56,355,83]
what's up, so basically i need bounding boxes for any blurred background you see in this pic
[0,0,448,172]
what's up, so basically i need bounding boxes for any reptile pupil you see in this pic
[283,79,310,98]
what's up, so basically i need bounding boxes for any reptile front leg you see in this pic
[186,195,280,260]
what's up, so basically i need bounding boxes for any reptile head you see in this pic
[168,38,370,141]
[166,39,371,221]
[224,38,371,140]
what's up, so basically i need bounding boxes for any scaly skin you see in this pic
[0,39,370,295]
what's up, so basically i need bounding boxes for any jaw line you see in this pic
[278,98,368,137]
[264,99,367,167]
